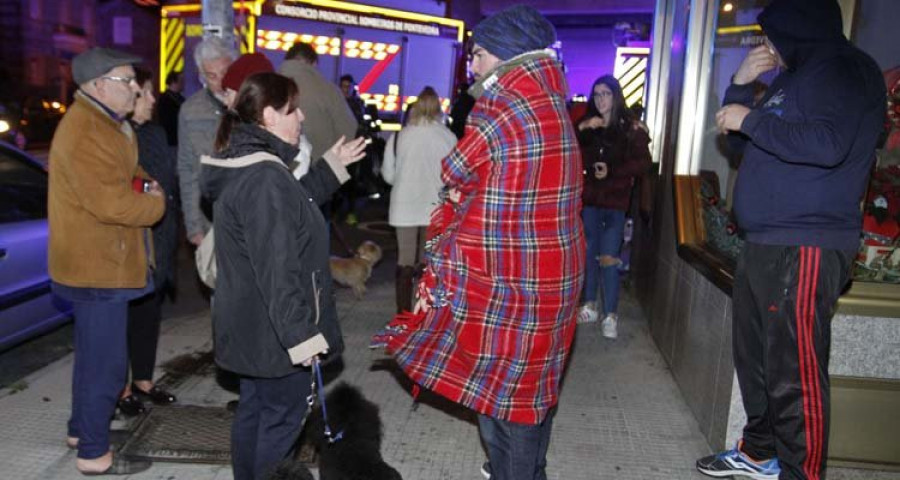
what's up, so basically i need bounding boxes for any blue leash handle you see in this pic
[312,357,344,444]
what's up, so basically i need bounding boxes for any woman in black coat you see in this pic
[117,69,180,415]
[200,72,365,480]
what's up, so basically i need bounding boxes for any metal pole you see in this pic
[334,27,345,84]
[399,36,409,113]
[201,0,235,45]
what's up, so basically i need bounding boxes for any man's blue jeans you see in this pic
[52,281,152,459]
[581,206,626,314]
[478,410,554,480]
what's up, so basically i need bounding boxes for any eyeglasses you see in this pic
[203,71,224,81]
[101,76,137,85]
[593,91,613,99]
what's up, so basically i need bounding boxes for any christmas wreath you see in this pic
[854,162,900,283]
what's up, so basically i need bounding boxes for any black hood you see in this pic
[201,123,298,203]
[758,0,846,70]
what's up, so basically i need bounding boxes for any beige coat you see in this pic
[278,59,358,160]
[48,91,165,288]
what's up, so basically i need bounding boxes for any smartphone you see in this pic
[132,177,152,193]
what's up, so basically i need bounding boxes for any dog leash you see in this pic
[308,356,344,444]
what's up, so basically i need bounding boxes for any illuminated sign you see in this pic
[715,24,765,48]
[614,47,649,107]
[266,0,462,40]
[255,29,400,59]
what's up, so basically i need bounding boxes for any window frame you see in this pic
[0,143,49,224]
[667,0,900,317]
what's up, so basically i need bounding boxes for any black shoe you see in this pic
[79,455,152,476]
[132,384,176,405]
[116,395,146,417]
[226,400,239,412]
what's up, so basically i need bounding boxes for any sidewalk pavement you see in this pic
[0,261,893,479]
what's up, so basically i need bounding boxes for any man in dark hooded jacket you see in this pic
[697,1,885,479]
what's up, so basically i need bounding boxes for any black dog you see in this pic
[269,382,402,480]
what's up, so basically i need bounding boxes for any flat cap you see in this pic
[72,47,142,85]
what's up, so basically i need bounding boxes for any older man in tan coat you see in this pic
[48,47,164,476]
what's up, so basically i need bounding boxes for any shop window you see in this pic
[672,0,900,316]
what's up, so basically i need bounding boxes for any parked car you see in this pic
[19,97,66,147]
[0,141,71,351]
[0,103,27,150]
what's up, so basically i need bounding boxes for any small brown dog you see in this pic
[330,241,383,299]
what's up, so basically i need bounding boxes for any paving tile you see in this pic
[1,278,893,480]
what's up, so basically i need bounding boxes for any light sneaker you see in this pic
[600,313,618,338]
[696,440,780,480]
[577,304,599,324]
[480,461,491,479]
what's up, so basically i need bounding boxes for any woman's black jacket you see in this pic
[200,125,348,378]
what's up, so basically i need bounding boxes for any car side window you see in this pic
[0,148,48,223]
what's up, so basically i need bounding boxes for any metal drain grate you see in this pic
[119,405,233,463]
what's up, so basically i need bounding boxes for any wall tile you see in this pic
[831,315,900,380]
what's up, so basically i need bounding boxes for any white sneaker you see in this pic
[481,461,491,479]
[577,304,599,324]
[601,313,618,338]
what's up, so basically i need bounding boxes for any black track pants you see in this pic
[733,242,852,480]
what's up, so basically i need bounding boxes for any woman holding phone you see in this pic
[575,75,651,338]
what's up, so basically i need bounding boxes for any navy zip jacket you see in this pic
[727,0,885,251]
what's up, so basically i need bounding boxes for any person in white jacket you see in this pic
[382,87,457,312]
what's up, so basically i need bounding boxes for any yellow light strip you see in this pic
[616,47,650,56]
[162,1,263,17]
[247,14,256,53]
[256,29,401,58]
[619,58,647,88]
[717,24,762,35]
[159,17,166,90]
[625,91,643,107]
[285,0,465,42]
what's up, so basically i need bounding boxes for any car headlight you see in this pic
[0,120,10,133]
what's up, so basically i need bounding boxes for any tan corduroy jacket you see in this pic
[48,91,165,288]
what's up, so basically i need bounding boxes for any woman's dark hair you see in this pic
[165,70,182,86]
[580,74,633,135]
[134,67,153,90]
[214,72,299,152]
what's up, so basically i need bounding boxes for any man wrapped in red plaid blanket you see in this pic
[376,5,585,479]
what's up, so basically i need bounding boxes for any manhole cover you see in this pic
[119,405,233,463]
[119,351,317,465]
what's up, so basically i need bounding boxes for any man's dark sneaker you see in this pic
[696,440,780,480]
[480,461,491,479]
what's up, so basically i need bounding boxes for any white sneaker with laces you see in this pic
[601,313,618,338]
[577,304,599,324]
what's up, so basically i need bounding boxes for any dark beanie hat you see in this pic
[471,5,556,61]
[222,53,274,92]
